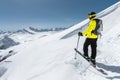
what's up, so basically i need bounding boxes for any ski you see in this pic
[74,48,108,75]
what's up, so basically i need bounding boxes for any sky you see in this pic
[0,0,119,31]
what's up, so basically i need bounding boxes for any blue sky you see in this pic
[0,0,119,31]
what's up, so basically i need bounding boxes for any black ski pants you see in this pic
[83,38,98,59]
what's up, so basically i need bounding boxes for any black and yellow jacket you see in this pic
[82,18,98,39]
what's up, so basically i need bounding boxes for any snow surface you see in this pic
[0,1,120,80]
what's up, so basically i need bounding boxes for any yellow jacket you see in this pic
[82,18,98,39]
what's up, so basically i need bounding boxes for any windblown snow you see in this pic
[0,1,120,80]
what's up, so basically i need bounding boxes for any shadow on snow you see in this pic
[97,62,120,80]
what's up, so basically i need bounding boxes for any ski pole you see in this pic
[74,35,80,59]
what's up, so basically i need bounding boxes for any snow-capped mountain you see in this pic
[0,36,19,49]
[0,30,5,34]
[0,35,19,49]
[0,1,120,80]
[0,27,62,48]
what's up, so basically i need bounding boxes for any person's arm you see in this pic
[82,20,96,36]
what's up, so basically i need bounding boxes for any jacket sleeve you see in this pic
[82,20,96,36]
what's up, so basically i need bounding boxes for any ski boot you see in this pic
[83,55,90,61]
[90,59,96,67]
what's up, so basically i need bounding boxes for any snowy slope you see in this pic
[1,1,120,80]
[9,31,57,43]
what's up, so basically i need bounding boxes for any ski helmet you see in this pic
[88,12,96,18]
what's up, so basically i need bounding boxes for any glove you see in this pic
[78,32,83,36]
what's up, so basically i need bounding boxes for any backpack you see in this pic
[92,19,103,36]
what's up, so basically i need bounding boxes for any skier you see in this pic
[78,12,102,66]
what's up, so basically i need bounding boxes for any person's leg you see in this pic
[83,38,91,57]
[90,39,97,65]
[91,39,97,59]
